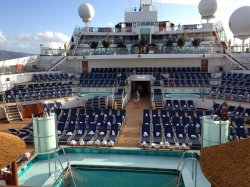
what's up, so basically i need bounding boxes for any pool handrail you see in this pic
[177,157,198,187]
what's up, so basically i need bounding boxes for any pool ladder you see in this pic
[176,152,198,187]
[48,147,77,187]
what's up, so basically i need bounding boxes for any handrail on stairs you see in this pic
[2,94,10,122]
[16,97,23,120]
[177,157,198,187]
[176,152,198,187]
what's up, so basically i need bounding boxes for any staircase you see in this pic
[4,104,23,122]
[46,56,67,71]
[153,99,164,109]
[152,89,164,109]
[3,96,23,122]
[113,98,123,109]
[225,49,249,70]
[113,89,125,109]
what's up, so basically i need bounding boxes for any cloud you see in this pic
[17,31,70,44]
[0,31,70,54]
[0,31,7,43]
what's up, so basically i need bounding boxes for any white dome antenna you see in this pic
[78,3,95,27]
[229,6,250,52]
[198,0,217,23]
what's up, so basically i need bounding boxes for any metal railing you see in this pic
[16,97,23,120]
[47,147,76,187]
[176,152,198,187]
[225,49,249,70]
[2,95,9,122]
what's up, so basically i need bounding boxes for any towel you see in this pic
[141,141,147,147]
[88,131,95,135]
[71,140,77,145]
[100,132,105,135]
[143,132,148,137]
[66,132,73,136]
[196,124,200,128]
[95,139,101,145]
[78,130,82,134]
[25,152,31,158]
[175,143,179,148]
[108,140,114,147]
[167,133,171,138]
[112,130,116,136]
[79,139,85,145]
[150,143,156,148]
[102,140,107,145]
[191,135,197,139]
[165,141,170,147]
[107,122,111,126]
[178,134,183,138]
[57,130,61,135]
[182,143,187,148]
[156,132,160,137]
[117,122,121,126]
[87,140,93,145]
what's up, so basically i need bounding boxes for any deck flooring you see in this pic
[117,96,151,147]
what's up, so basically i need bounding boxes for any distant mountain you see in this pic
[0,50,32,61]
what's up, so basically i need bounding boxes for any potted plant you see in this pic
[192,38,201,48]
[177,38,185,48]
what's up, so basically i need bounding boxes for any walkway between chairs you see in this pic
[117,96,151,147]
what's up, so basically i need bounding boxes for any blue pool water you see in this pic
[54,165,184,187]
[165,93,200,99]
[17,148,210,187]
[81,92,112,98]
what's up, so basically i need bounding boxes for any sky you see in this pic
[0,0,249,54]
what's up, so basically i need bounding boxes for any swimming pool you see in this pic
[165,93,200,99]
[81,92,112,98]
[54,165,184,187]
[18,147,210,187]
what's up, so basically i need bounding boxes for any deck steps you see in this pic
[153,99,164,109]
[4,104,23,122]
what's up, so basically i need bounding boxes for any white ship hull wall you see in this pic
[58,54,230,73]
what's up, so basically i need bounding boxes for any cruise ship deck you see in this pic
[1,0,250,186]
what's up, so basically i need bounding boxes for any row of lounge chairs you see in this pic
[166,100,196,110]
[8,108,126,147]
[140,109,202,149]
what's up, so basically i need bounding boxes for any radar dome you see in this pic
[198,0,217,20]
[78,3,95,23]
[229,6,250,40]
